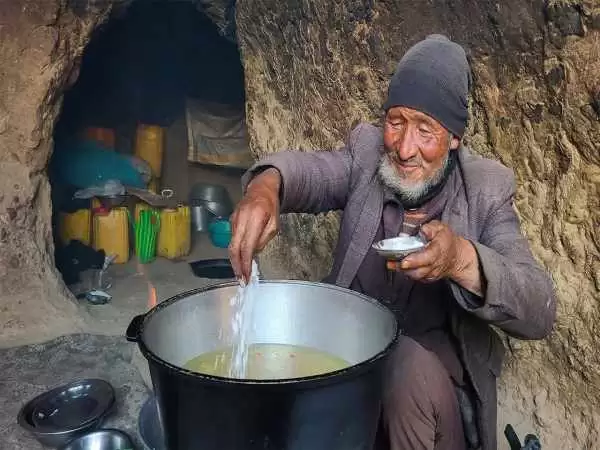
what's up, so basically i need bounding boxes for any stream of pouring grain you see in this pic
[228,260,260,379]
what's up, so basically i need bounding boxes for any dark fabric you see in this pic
[352,164,465,384]
[383,34,471,138]
[242,123,558,450]
[382,336,466,450]
[55,240,106,285]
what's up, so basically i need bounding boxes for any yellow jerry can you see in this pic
[177,205,191,256]
[59,209,91,246]
[134,124,165,178]
[157,205,191,260]
[93,207,130,264]
[83,127,115,149]
[147,178,160,194]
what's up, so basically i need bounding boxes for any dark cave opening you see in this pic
[50,0,248,291]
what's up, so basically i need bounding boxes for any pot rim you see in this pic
[132,280,400,388]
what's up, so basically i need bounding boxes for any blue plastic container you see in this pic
[208,219,232,248]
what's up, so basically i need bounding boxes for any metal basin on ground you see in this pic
[17,379,115,447]
[59,429,133,450]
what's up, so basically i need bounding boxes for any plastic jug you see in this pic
[83,127,115,149]
[133,208,160,264]
[135,202,154,223]
[178,205,191,256]
[93,207,130,264]
[59,209,91,246]
[134,124,165,178]
[157,205,191,260]
[148,178,160,194]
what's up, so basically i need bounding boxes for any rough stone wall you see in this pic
[0,0,599,447]
[236,0,600,448]
[0,1,114,346]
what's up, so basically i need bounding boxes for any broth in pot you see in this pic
[184,343,350,380]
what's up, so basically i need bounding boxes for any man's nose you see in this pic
[393,127,419,161]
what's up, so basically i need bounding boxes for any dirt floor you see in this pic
[77,232,231,335]
[1,334,149,449]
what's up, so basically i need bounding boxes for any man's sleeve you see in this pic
[450,178,557,340]
[241,125,365,214]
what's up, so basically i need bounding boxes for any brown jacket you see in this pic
[244,123,557,450]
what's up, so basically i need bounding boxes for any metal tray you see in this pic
[189,258,236,279]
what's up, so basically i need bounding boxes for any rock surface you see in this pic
[0,0,598,448]
[0,334,149,449]
[0,0,113,346]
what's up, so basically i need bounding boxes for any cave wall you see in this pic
[0,1,115,346]
[0,0,599,447]
[235,0,600,448]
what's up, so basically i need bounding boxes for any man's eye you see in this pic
[419,128,431,135]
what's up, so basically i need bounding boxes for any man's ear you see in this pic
[450,135,460,150]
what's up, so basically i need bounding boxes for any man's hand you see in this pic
[229,168,281,283]
[386,220,484,296]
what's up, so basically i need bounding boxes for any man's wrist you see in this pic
[450,237,483,296]
[247,167,281,197]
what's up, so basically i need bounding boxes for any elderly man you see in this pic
[229,35,557,450]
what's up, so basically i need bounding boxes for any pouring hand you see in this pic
[386,220,483,296]
[229,168,281,282]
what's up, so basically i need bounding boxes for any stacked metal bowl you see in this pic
[17,379,117,448]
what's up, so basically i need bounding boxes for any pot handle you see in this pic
[126,314,145,342]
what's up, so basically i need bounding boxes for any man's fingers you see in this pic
[401,244,439,270]
[387,256,442,282]
[386,260,401,271]
[256,219,278,251]
[386,221,453,282]
[228,173,280,283]
[420,220,444,240]
[403,266,438,282]
[229,205,264,281]
[228,211,245,280]
[229,209,239,234]
[239,212,270,281]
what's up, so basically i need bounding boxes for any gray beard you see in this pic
[377,151,452,208]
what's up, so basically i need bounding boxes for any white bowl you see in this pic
[372,234,426,260]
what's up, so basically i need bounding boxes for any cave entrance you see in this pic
[50,0,247,310]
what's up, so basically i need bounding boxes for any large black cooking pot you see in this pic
[126,280,399,450]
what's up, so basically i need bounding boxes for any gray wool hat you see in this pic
[383,34,472,138]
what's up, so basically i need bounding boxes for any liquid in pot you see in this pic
[184,343,349,380]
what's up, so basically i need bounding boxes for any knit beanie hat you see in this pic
[383,34,472,138]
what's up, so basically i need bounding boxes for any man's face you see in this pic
[379,106,460,207]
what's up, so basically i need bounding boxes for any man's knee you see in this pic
[383,337,443,414]
[382,336,465,450]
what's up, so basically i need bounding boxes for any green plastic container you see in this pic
[208,219,231,248]
[132,209,160,263]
